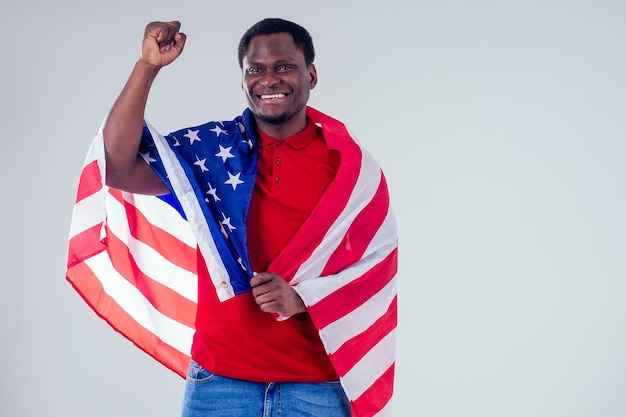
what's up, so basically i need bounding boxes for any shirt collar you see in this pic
[256,118,320,150]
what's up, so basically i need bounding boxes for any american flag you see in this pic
[67,106,398,417]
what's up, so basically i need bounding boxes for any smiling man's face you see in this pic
[242,32,317,138]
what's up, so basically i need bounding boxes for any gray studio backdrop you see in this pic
[2,0,625,416]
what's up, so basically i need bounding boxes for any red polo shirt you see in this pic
[191,119,341,382]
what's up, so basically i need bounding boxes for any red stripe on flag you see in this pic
[75,160,102,203]
[308,248,398,329]
[350,364,395,417]
[322,175,390,276]
[106,228,197,329]
[329,296,397,376]
[66,261,190,378]
[67,223,106,268]
[107,189,197,273]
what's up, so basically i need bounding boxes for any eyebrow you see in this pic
[245,58,298,67]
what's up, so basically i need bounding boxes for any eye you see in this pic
[247,67,263,74]
[276,64,294,72]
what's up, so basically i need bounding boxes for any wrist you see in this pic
[134,59,161,77]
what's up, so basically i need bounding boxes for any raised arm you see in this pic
[103,21,187,195]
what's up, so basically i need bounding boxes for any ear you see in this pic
[308,64,318,89]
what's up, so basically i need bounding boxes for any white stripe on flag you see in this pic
[68,189,105,239]
[341,328,397,400]
[84,252,195,354]
[319,277,397,354]
[366,208,398,257]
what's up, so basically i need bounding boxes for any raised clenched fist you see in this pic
[140,21,187,68]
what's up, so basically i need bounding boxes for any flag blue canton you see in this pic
[139,109,258,295]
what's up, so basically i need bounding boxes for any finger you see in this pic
[251,284,269,298]
[257,298,284,314]
[150,21,181,45]
[166,20,182,32]
[250,272,274,287]
[253,292,272,306]
[158,33,186,55]
[156,28,176,47]
[174,32,187,52]
[259,302,278,314]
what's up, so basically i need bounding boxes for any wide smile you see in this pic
[255,90,292,102]
[259,93,287,100]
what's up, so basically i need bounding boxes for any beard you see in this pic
[254,110,293,125]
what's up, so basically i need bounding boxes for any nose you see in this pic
[261,72,280,88]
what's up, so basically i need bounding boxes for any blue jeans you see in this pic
[181,360,351,417]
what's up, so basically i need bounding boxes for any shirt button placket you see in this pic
[273,141,283,190]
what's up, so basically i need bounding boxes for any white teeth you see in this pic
[260,94,286,99]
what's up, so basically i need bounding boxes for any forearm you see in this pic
[100,21,185,194]
[103,60,159,183]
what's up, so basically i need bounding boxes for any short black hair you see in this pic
[238,18,315,68]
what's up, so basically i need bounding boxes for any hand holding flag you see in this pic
[251,272,307,317]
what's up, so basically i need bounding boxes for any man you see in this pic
[68,18,397,417]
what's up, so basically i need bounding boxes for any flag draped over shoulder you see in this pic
[67,106,398,417]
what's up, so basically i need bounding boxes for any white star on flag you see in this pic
[215,145,234,163]
[184,129,201,145]
[194,155,209,172]
[140,151,157,164]
[206,183,220,202]
[210,125,228,137]
[221,212,236,232]
[225,172,244,190]
[237,257,247,271]
[243,138,253,149]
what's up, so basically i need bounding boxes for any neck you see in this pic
[253,112,307,139]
